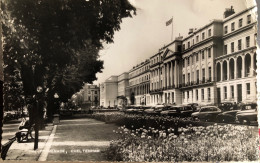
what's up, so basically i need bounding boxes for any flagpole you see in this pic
[171,16,173,41]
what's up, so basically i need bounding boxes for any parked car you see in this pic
[218,102,236,111]
[216,104,240,123]
[187,103,199,111]
[125,105,143,114]
[191,106,222,122]
[160,105,194,117]
[236,103,257,125]
[144,105,166,115]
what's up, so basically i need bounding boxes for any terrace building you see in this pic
[100,5,257,107]
[150,37,183,105]
[128,60,150,105]
[181,20,223,105]
[100,76,118,107]
[215,6,257,104]
[117,72,129,106]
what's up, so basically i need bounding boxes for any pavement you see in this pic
[2,117,118,161]
[3,119,54,161]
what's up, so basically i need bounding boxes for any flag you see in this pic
[166,17,173,26]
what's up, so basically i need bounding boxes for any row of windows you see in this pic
[224,14,251,34]
[183,48,211,67]
[183,67,212,83]
[224,36,250,54]
[223,83,250,99]
[129,64,150,78]
[129,74,150,86]
[184,88,211,101]
[88,90,98,94]
[183,29,212,51]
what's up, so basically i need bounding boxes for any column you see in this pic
[164,64,167,87]
[170,61,173,87]
[234,58,237,79]
[250,53,254,76]
[174,60,177,86]
[220,62,223,81]
[242,55,245,78]
[227,60,229,80]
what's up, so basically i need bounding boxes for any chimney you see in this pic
[224,6,235,18]
[188,28,194,35]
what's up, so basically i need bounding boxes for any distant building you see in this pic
[128,60,150,105]
[83,84,100,107]
[117,72,129,106]
[100,76,118,107]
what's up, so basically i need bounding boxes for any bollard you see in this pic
[53,114,60,125]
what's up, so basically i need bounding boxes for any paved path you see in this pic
[2,119,54,161]
[45,118,118,161]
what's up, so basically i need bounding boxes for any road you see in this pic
[46,118,118,162]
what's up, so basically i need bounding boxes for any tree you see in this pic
[1,0,136,149]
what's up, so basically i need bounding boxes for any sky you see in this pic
[94,0,256,85]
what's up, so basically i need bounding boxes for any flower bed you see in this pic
[106,124,258,162]
[88,112,216,129]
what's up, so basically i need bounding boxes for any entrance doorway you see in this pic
[217,88,221,104]
[237,84,242,102]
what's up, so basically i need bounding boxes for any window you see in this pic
[201,89,204,100]
[196,89,199,100]
[231,22,235,31]
[95,91,97,94]
[183,44,185,51]
[188,73,190,82]
[238,39,242,50]
[183,59,185,67]
[202,32,205,40]
[187,91,189,99]
[246,83,250,94]
[202,50,204,60]
[187,57,190,66]
[224,87,227,99]
[239,18,243,28]
[207,88,211,101]
[247,14,251,24]
[196,53,199,62]
[88,91,91,94]
[208,48,211,58]
[208,67,211,81]
[188,42,190,48]
[208,29,212,37]
[231,42,234,53]
[202,68,205,82]
[196,35,199,42]
[88,96,91,101]
[231,86,234,98]
[196,70,199,82]
[192,39,194,45]
[224,26,228,34]
[183,74,185,83]
[246,36,250,47]
[224,45,228,54]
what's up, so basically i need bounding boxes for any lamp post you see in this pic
[53,93,60,125]
[34,86,43,150]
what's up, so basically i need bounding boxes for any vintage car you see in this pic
[216,103,256,123]
[144,105,168,115]
[191,106,222,122]
[236,103,257,125]
[218,102,236,111]
[160,105,194,117]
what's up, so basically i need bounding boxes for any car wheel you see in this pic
[241,119,250,125]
